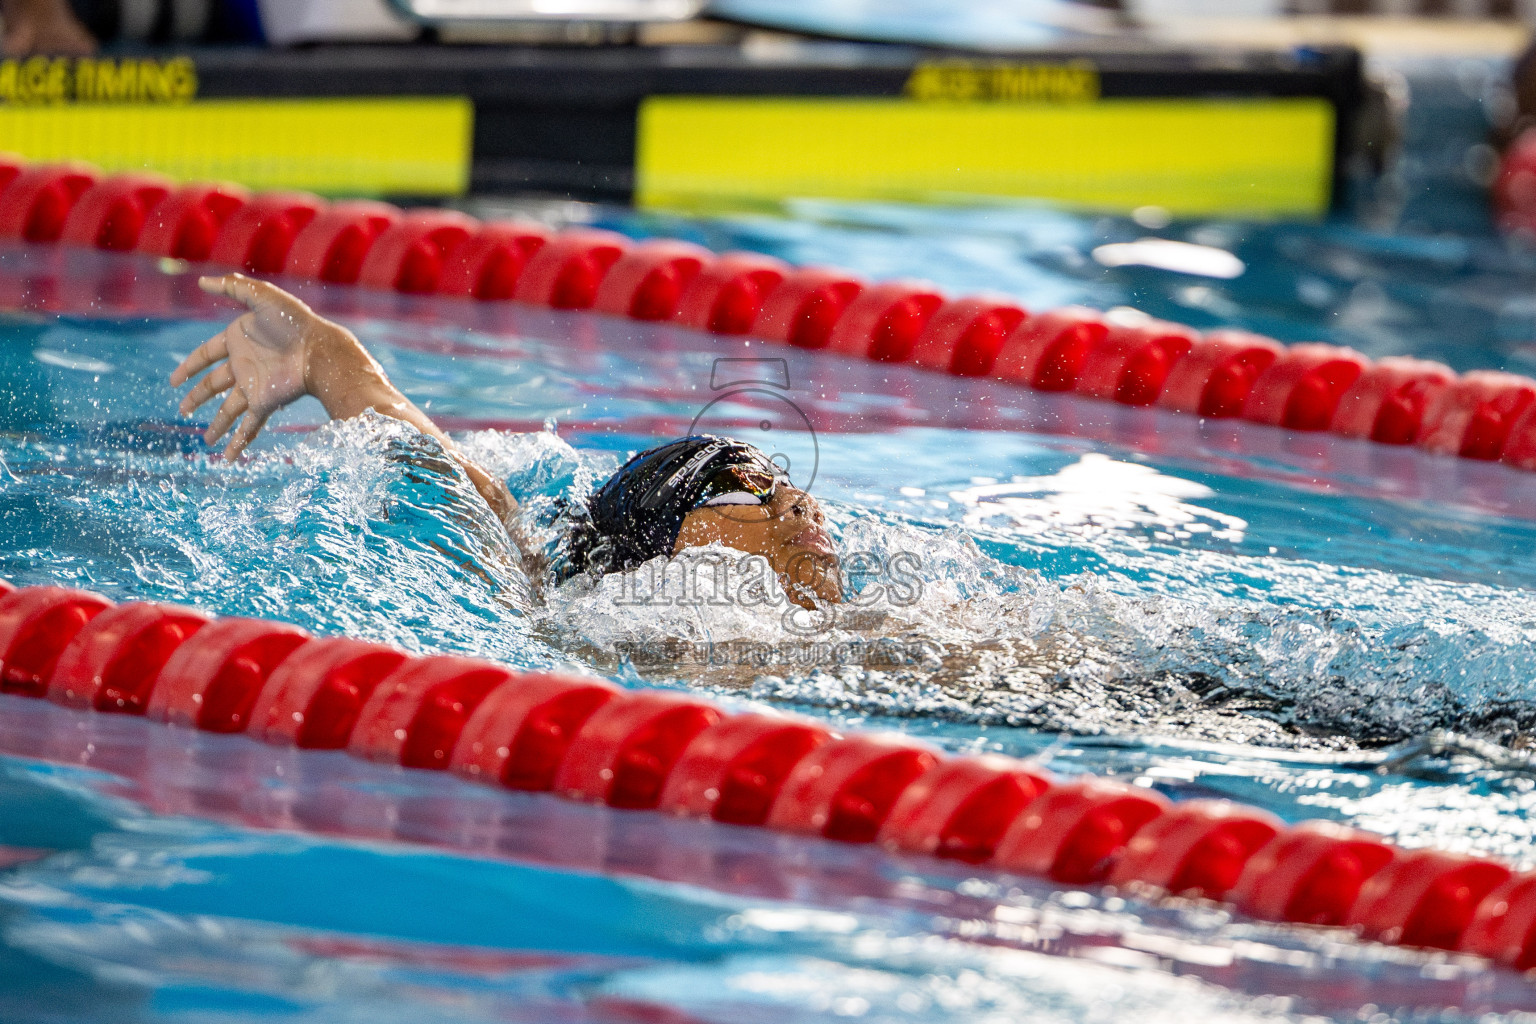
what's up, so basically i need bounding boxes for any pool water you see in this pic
[1,55,1536,1023]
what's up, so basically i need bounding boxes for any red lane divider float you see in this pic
[248,637,409,749]
[767,734,940,843]
[879,754,1050,862]
[208,191,323,275]
[439,222,550,301]
[60,173,173,252]
[0,163,97,243]
[823,280,945,363]
[1467,874,1536,972]
[349,654,516,769]
[554,690,722,809]
[1349,850,1512,951]
[138,184,248,264]
[0,584,1531,970]
[284,200,401,285]
[513,228,631,309]
[994,307,1109,391]
[1230,821,1396,927]
[10,156,1536,471]
[909,296,1028,377]
[658,712,830,824]
[993,776,1169,884]
[0,586,112,696]
[1159,329,1284,418]
[752,266,865,350]
[358,209,478,295]
[48,602,209,713]
[1106,799,1282,899]
[1075,316,1197,406]
[0,156,22,195]
[452,672,618,790]
[147,617,311,732]
[1420,371,1536,461]
[1332,356,1457,445]
[673,251,789,336]
[137,183,249,262]
[1501,403,1536,472]
[1241,342,1369,432]
[593,239,712,322]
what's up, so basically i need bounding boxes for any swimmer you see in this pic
[1,0,96,56]
[169,273,841,608]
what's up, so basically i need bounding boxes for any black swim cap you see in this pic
[554,435,785,581]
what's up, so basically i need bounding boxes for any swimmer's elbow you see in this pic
[457,456,519,531]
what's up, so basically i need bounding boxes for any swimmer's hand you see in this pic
[172,274,330,459]
[171,274,518,526]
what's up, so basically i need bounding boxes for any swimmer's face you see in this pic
[673,467,840,609]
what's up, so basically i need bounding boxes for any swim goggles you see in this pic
[693,464,787,509]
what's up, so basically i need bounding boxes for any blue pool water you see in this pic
[2,55,1536,1023]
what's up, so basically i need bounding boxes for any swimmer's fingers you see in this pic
[177,363,235,416]
[169,327,232,387]
[198,273,307,316]
[204,389,247,447]
[222,407,271,462]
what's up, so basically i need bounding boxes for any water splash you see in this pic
[1,412,554,668]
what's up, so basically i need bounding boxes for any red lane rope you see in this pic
[7,159,1536,473]
[0,583,1533,970]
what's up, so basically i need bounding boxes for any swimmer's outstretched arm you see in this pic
[170,273,517,527]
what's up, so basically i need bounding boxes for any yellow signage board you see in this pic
[0,55,199,104]
[635,93,1335,218]
[904,59,1101,103]
[0,62,472,198]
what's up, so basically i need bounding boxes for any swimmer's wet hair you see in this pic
[553,435,783,582]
